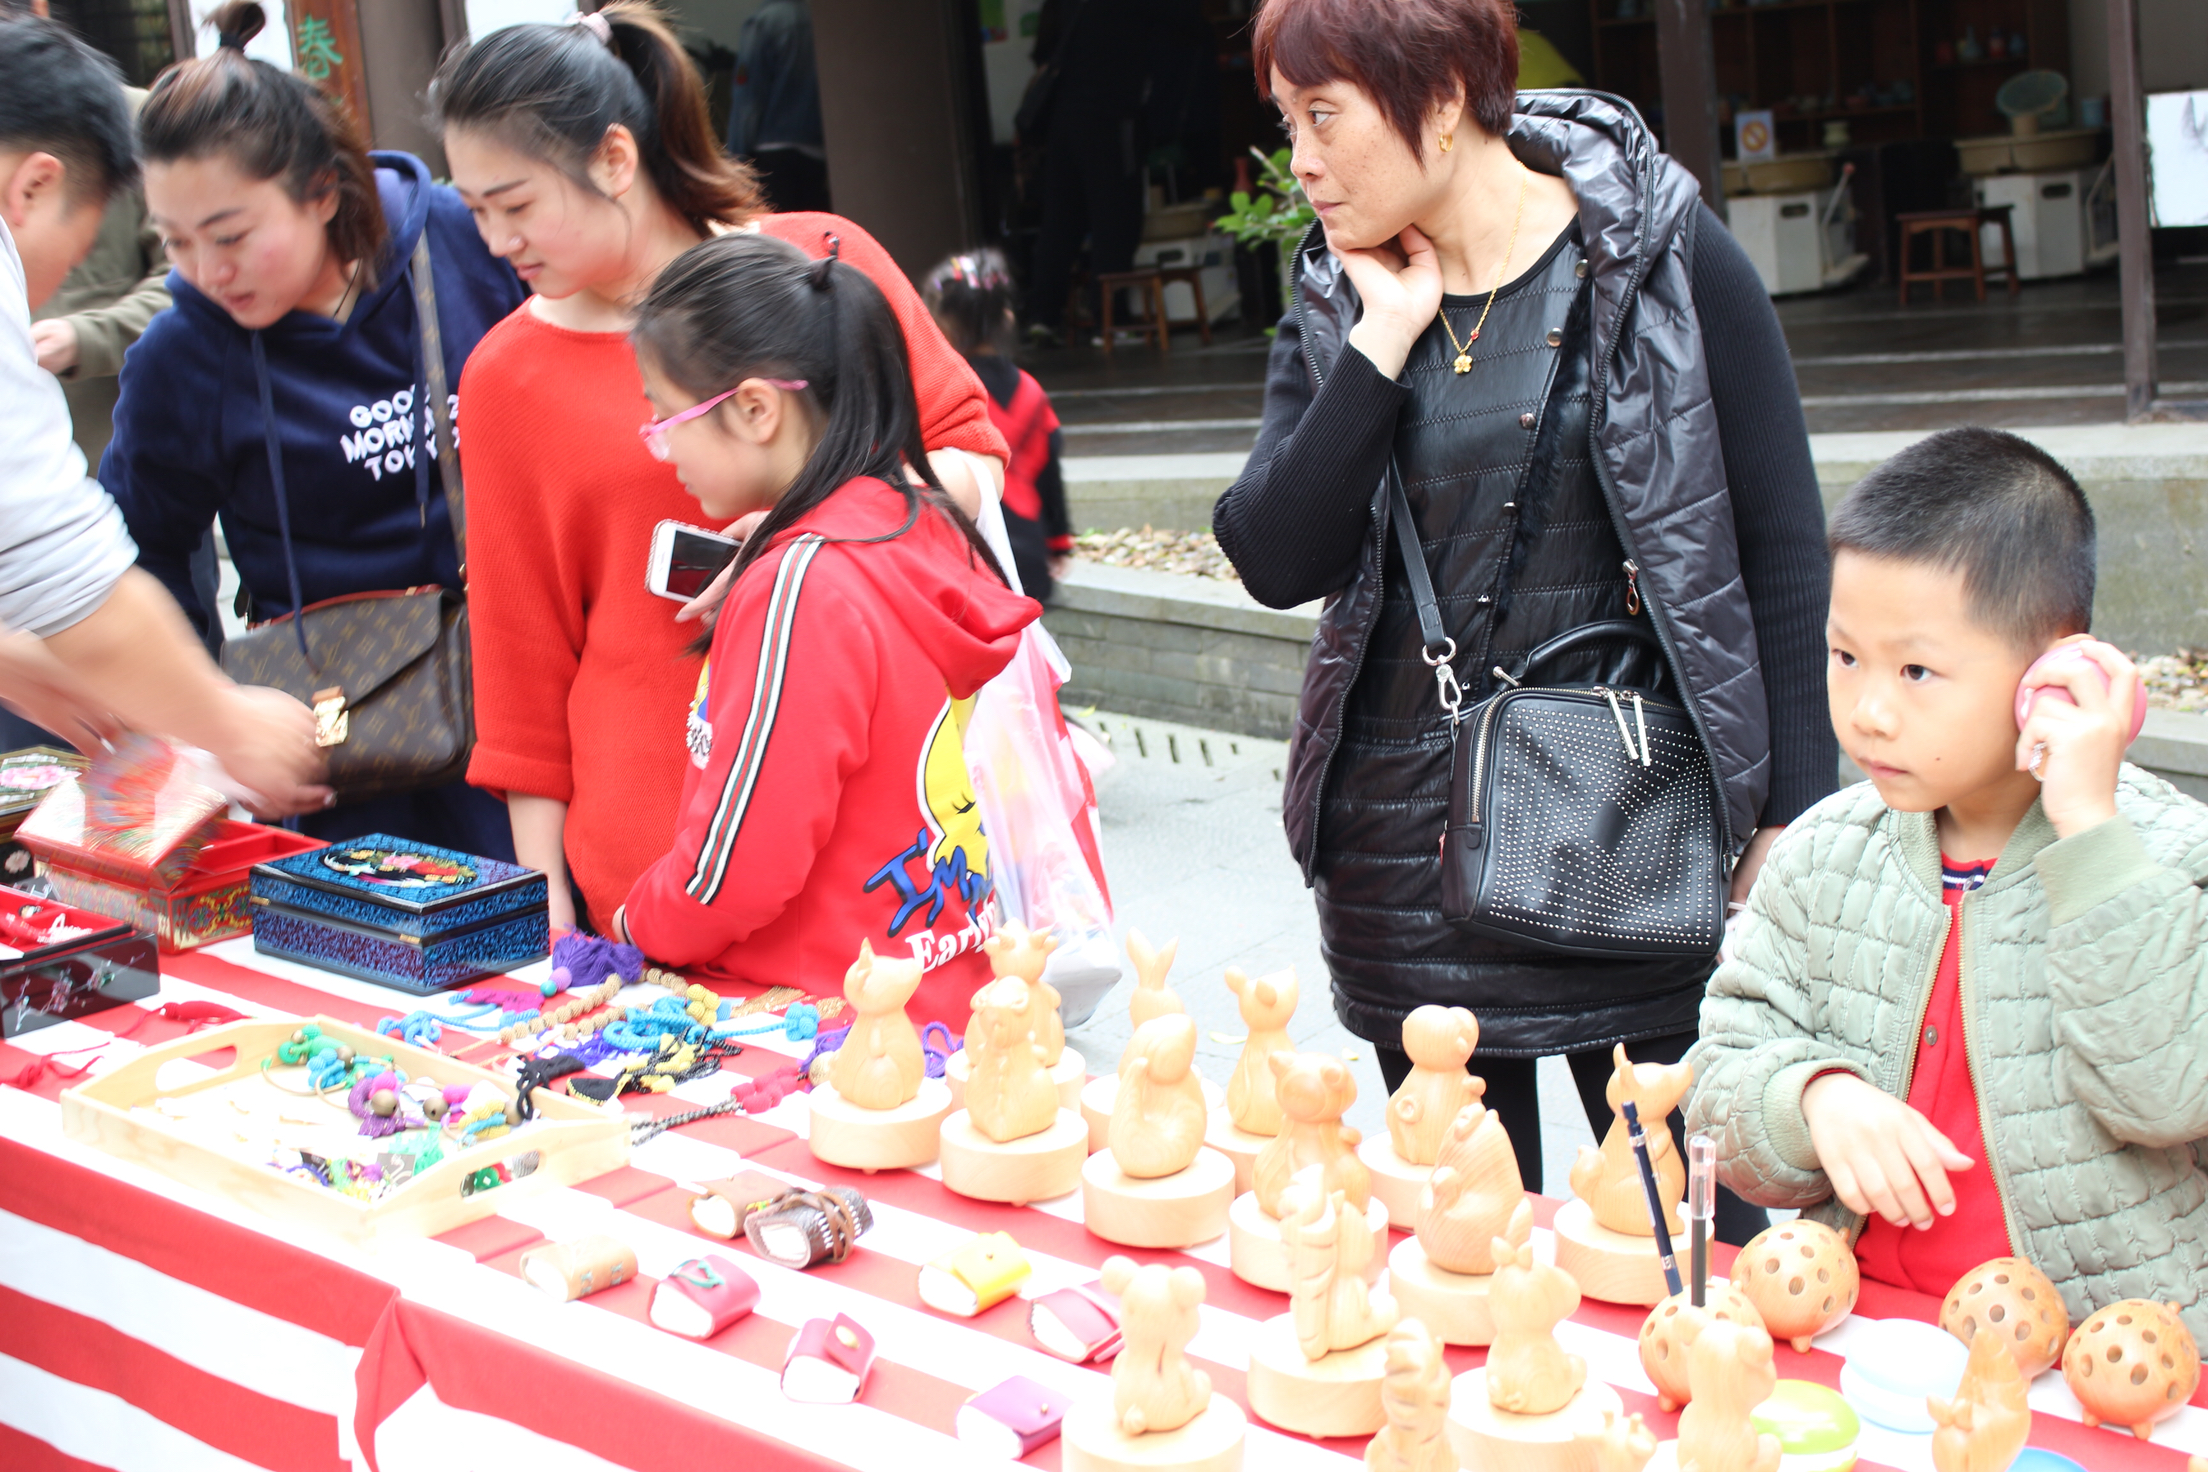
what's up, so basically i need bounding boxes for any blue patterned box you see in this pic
[248,834,549,993]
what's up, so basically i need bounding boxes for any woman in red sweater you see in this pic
[431,3,1007,931]
[611,233,1035,1020]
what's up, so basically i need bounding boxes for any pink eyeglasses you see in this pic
[639,379,808,461]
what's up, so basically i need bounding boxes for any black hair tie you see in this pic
[809,234,840,291]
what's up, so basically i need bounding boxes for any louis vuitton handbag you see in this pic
[218,236,474,803]
[1383,465,1729,959]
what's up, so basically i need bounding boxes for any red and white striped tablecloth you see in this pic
[1,938,2202,1472]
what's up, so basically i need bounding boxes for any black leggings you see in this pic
[1375,1027,1769,1247]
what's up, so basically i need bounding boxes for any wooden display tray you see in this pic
[59,1014,629,1244]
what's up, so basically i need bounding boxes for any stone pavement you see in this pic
[1060,709,1603,1194]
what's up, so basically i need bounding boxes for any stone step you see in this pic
[1063,422,2208,656]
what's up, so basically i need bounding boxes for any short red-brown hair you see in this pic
[1252,0,1519,155]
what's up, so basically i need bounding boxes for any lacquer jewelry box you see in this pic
[39,820,326,953]
[249,834,550,992]
[0,884,159,1039]
[0,746,86,886]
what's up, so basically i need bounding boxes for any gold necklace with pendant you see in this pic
[1437,167,1529,375]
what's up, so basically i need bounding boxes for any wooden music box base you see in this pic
[937,1107,1088,1205]
[1355,1134,1431,1228]
[1081,1147,1235,1249]
[1061,1392,1247,1472]
[1244,1314,1391,1439]
[807,1079,952,1172]
[1227,1188,1388,1293]
[1446,1369,1623,1472]
[1388,1235,1502,1345]
[1201,1112,1271,1196]
[1552,1197,1671,1306]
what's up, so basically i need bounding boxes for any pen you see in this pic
[1622,1100,1684,1299]
[1688,1133,1715,1308]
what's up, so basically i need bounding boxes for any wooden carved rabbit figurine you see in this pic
[984,920,1065,1067]
[964,975,1060,1143]
[1930,1324,2031,1472]
[1366,1319,1456,1472]
[1282,1164,1399,1360]
[1224,966,1298,1136]
[1675,1318,1782,1472]
[1252,1051,1369,1217]
[1387,1005,1483,1165]
[1417,1099,1534,1276]
[1486,1237,1587,1416]
[1578,1410,1659,1472]
[1109,1014,1208,1178]
[1102,1255,1212,1436]
[827,939,925,1110]
[1568,1044,1693,1235]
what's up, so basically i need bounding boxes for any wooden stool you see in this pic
[1154,266,1213,346]
[1896,206,2018,305]
[1094,269,1167,356]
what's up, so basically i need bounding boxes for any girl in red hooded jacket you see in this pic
[610,233,1038,1025]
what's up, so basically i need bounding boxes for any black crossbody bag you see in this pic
[1385,466,1728,958]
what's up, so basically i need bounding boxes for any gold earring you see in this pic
[1440,133,1453,153]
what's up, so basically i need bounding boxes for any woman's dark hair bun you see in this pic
[207,1,265,50]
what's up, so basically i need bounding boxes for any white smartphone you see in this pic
[647,520,742,603]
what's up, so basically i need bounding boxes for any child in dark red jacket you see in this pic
[924,251,1072,602]
[611,234,1039,1026]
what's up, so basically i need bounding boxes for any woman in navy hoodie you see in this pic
[103,3,526,858]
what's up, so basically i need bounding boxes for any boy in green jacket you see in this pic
[1687,426,2207,1345]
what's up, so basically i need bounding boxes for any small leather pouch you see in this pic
[1028,1282,1122,1363]
[687,1170,799,1240]
[516,1234,638,1302]
[648,1254,760,1340]
[955,1374,1067,1458]
[782,1313,875,1403]
[916,1231,1030,1317]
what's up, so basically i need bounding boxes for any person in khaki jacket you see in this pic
[7,8,169,468]
[1687,427,2208,1347]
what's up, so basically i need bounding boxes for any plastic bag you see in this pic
[964,623,1121,1026]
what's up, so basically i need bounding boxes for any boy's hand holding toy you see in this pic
[2013,637,2146,839]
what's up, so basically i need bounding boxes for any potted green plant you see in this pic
[1214,146,1317,316]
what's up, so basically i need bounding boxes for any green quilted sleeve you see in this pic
[1686,828,1871,1210]
[2039,811,2208,1150]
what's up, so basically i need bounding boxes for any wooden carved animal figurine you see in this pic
[1101,1254,1211,1437]
[964,976,1060,1143]
[1733,1219,1859,1352]
[1941,1256,2068,1380]
[1417,1099,1533,1277]
[983,920,1065,1067]
[1930,1324,2031,1472]
[1282,1164,1399,1360]
[1224,965,1297,1136]
[2061,1298,2200,1441]
[1366,1318,1456,1472]
[1674,1318,1782,1472]
[826,940,925,1110]
[1387,1005,1483,1166]
[1567,1044,1692,1236]
[1485,1237,1586,1416]
[1252,1051,1368,1217]
[1577,1409,1658,1472]
[1108,1014,1208,1179]
[1639,1285,1766,1413]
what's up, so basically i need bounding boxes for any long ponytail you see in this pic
[633,232,1006,596]
[429,0,761,234]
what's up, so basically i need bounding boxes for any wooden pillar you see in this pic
[2105,0,2155,421]
[1654,0,1725,216]
[812,0,985,279]
[354,0,454,172]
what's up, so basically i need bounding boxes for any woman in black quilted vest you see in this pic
[1214,0,1834,1239]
